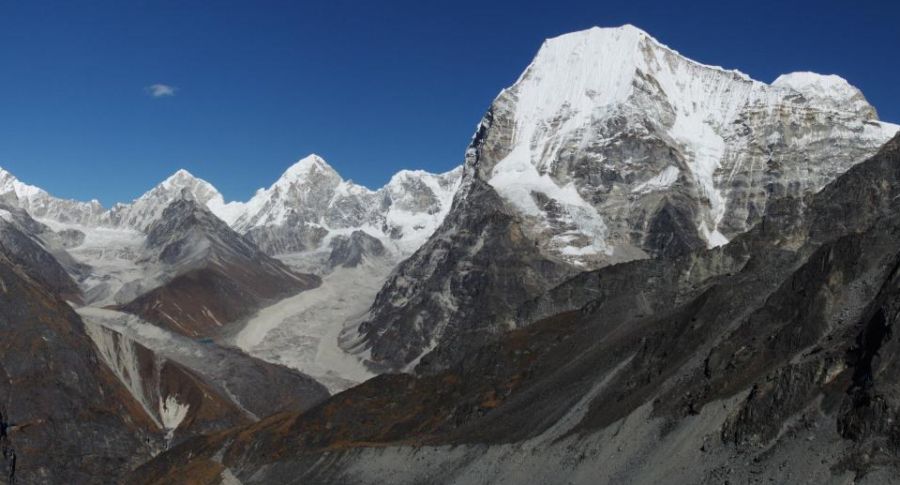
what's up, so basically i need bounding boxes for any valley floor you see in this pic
[230,259,386,393]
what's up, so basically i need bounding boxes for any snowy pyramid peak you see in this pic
[284,154,335,175]
[161,168,200,187]
[0,166,20,194]
[107,168,229,231]
[517,25,882,124]
[276,154,341,187]
[142,168,223,205]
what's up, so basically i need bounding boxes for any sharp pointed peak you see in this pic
[138,167,223,205]
[158,168,218,189]
[280,154,340,181]
[162,168,200,184]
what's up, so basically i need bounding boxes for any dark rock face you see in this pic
[642,200,706,259]
[355,169,574,372]
[0,254,154,484]
[118,199,320,337]
[132,135,900,484]
[327,230,386,268]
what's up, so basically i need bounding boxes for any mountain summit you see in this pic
[481,24,895,259]
[354,24,899,371]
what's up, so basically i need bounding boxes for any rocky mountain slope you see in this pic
[0,200,85,301]
[116,197,320,337]
[80,307,329,444]
[0,251,155,484]
[131,132,900,485]
[353,24,899,372]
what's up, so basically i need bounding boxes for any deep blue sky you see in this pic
[0,0,897,206]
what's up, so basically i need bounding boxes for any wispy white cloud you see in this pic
[146,84,177,98]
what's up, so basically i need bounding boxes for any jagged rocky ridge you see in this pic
[132,132,900,485]
[221,155,462,257]
[354,25,899,372]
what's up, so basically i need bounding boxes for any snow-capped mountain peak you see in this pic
[113,169,226,231]
[160,168,200,188]
[149,169,223,204]
[771,72,874,114]
[353,25,899,372]
[0,153,462,259]
[228,154,461,256]
[0,166,48,201]
[278,154,339,185]
[478,24,898,262]
[0,166,106,225]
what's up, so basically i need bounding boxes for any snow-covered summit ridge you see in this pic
[524,25,878,113]
[222,154,462,256]
[771,72,873,111]
[479,24,898,261]
[507,25,892,147]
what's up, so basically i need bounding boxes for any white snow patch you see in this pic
[489,145,611,257]
[632,165,680,194]
[219,469,243,485]
[159,395,190,438]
